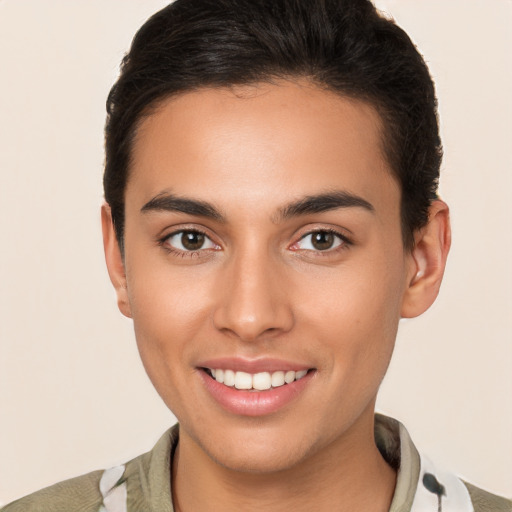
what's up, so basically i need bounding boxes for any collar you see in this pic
[375,414,474,512]
[99,414,474,512]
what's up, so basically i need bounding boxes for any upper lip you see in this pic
[197,357,313,374]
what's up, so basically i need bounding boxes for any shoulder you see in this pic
[1,425,179,512]
[463,481,512,512]
[0,470,104,512]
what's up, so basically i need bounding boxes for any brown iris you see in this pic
[181,231,205,250]
[311,231,336,250]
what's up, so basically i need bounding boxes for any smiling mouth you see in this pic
[202,368,312,391]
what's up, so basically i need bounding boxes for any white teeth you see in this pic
[224,369,235,387]
[253,372,272,390]
[284,370,296,384]
[234,371,252,390]
[271,371,285,387]
[208,368,309,390]
[296,370,308,380]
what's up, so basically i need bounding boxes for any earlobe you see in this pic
[401,200,451,318]
[101,203,132,318]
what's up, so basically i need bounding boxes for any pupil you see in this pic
[181,232,205,250]
[312,232,334,250]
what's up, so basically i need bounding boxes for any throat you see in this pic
[171,427,396,512]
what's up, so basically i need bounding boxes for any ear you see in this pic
[101,203,132,318]
[401,200,451,318]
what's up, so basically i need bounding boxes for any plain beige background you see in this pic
[0,0,511,504]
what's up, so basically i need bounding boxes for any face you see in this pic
[107,81,420,473]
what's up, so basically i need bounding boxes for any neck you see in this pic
[172,409,396,512]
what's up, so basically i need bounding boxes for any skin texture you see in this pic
[102,80,450,511]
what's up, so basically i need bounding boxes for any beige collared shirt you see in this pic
[2,414,510,512]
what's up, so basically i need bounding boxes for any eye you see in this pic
[165,230,219,252]
[294,230,346,251]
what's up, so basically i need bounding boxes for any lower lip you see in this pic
[199,370,314,416]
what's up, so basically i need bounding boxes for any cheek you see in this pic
[297,252,406,372]
[124,255,215,392]
[126,247,215,336]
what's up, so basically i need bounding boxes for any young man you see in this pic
[2,1,510,511]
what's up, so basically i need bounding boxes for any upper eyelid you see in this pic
[295,227,352,244]
[159,225,352,249]
[161,229,220,256]
[299,232,347,246]
[160,224,214,240]
[301,228,347,238]
[160,227,217,247]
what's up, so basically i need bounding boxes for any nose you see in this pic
[212,248,294,342]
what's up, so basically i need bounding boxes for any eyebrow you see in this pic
[141,190,374,222]
[141,193,226,221]
[276,191,375,221]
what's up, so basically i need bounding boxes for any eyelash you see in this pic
[158,227,352,259]
[158,228,219,258]
[293,228,352,253]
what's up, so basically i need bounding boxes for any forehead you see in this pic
[128,80,399,216]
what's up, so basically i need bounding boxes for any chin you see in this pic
[190,421,315,474]
[210,445,309,475]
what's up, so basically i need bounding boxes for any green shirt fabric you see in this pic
[2,414,510,512]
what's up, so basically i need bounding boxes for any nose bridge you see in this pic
[213,239,293,341]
